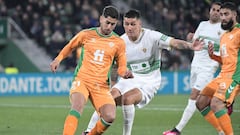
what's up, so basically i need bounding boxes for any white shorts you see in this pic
[190,66,216,91]
[112,74,161,108]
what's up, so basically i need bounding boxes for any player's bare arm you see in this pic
[170,38,204,50]
[50,44,76,73]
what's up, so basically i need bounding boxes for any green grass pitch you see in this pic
[0,95,239,135]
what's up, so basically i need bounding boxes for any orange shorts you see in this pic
[201,76,240,106]
[69,78,115,111]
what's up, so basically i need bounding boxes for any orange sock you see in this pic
[63,110,80,135]
[88,118,111,135]
[201,106,222,132]
[215,110,233,135]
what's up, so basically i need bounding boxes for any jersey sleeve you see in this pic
[193,22,203,40]
[55,31,85,62]
[115,39,127,77]
[150,30,173,50]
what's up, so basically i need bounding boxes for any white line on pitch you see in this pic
[0,103,239,112]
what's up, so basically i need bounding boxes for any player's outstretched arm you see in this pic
[170,38,204,51]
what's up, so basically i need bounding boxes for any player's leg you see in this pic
[83,88,122,133]
[196,94,223,133]
[164,68,213,135]
[196,80,223,133]
[89,104,116,135]
[83,111,99,134]
[63,80,88,135]
[211,80,239,135]
[211,97,233,135]
[88,86,117,135]
[121,88,142,135]
[163,88,199,135]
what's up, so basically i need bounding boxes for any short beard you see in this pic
[221,19,234,30]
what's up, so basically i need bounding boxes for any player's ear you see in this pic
[232,11,237,18]
[139,20,142,26]
[99,16,103,24]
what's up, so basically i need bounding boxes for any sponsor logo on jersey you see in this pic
[160,35,168,41]
[227,85,234,94]
[91,38,96,42]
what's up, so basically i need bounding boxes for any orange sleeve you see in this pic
[115,39,127,77]
[55,31,85,62]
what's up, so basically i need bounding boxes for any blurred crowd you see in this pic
[0,0,233,71]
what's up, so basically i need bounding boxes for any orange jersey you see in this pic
[56,27,127,85]
[219,24,240,82]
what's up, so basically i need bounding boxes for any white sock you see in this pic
[85,111,99,132]
[175,99,196,132]
[122,104,135,135]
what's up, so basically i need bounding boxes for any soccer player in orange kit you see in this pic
[196,2,240,135]
[50,6,133,135]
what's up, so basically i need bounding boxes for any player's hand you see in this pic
[122,70,134,79]
[50,59,60,73]
[186,32,194,42]
[208,42,214,57]
[192,38,204,51]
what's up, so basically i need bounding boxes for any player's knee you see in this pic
[122,96,133,105]
[100,110,116,123]
[196,95,211,111]
[196,99,205,111]
[190,89,200,99]
[210,97,225,112]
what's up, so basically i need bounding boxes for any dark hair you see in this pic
[124,9,141,19]
[211,1,222,7]
[221,2,237,11]
[102,6,119,19]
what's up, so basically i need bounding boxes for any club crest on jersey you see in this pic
[217,31,221,36]
[91,38,96,42]
[229,34,234,40]
[109,42,115,47]
[142,48,147,53]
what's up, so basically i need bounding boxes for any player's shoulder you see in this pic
[120,33,128,40]
[141,28,159,38]
[235,23,240,28]
[76,27,96,36]
[234,24,240,32]
[198,21,210,27]
[142,28,153,34]
[82,27,96,32]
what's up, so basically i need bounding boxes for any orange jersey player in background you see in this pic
[196,2,240,135]
[50,6,133,135]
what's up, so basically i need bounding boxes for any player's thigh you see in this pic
[90,85,115,112]
[190,67,214,91]
[200,78,218,97]
[112,78,138,94]
[135,84,157,108]
[69,79,89,102]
